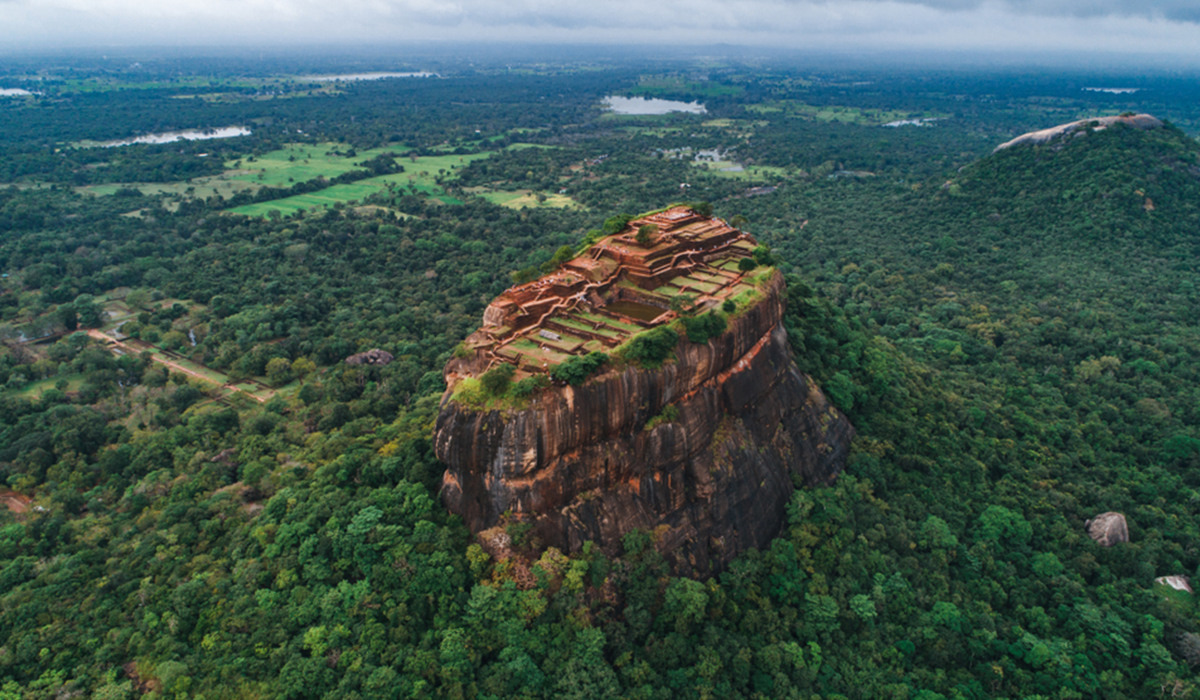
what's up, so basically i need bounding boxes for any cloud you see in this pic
[842,0,1200,23]
[1,0,1200,56]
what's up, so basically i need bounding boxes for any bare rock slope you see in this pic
[994,113,1163,152]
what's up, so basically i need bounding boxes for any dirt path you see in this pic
[86,329,271,403]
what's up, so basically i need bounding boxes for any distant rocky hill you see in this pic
[948,111,1199,245]
[993,113,1163,152]
[433,207,854,576]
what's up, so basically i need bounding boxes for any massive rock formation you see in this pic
[433,207,854,575]
[994,113,1163,152]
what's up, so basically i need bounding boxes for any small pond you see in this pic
[603,96,706,115]
[604,300,665,322]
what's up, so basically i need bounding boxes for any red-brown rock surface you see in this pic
[434,271,854,575]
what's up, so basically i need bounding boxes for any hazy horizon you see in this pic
[3,0,1200,65]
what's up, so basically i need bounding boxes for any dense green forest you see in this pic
[1,52,1200,699]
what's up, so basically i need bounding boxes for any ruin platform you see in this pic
[452,206,761,382]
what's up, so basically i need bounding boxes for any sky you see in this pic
[3,0,1200,58]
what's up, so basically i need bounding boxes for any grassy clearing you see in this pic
[598,113,681,122]
[3,374,86,399]
[229,182,387,217]
[131,342,231,385]
[179,86,341,103]
[352,205,412,219]
[700,119,766,136]
[226,143,410,187]
[628,76,743,98]
[75,142,389,201]
[745,101,940,126]
[145,298,202,313]
[476,190,580,209]
[271,379,303,398]
[226,150,496,217]
[694,161,788,181]
[52,76,270,93]
[617,126,685,137]
[77,173,262,200]
[76,140,565,217]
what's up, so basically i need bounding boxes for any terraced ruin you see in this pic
[452,206,761,382]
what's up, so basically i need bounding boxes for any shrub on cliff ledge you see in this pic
[551,352,609,385]
[644,404,680,431]
[681,312,727,344]
[511,373,550,397]
[480,362,516,396]
[617,326,679,369]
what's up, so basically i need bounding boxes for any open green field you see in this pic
[226,143,410,186]
[229,182,392,217]
[77,172,263,201]
[97,300,134,324]
[48,76,268,93]
[694,160,788,180]
[135,344,228,383]
[179,85,342,103]
[128,341,277,402]
[628,75,744,97]
[2,373,86,400]
[78,142,407,203]
[226,150,496,217]
[745,100,942,126]
[598,112,685,123]
[476,189,580,209]
[616,126,686,137]
[75,140,568,217]
[700,119,766,135]
[36,75,358,96]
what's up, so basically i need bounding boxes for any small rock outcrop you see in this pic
[1156,576,1193,594]
[994,114,1163,152]
[345,349,394,366]
[433,207,854,576]
[1085,511,1129,547]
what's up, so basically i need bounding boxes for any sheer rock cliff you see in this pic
[434,271,854,576]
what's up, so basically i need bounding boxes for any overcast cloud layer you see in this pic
[2,0,1200,56]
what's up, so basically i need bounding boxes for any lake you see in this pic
[603,96,706,115]
[309,72,435,81]
[95,126,251,148]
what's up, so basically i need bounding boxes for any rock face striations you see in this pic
[433,207,854,575]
